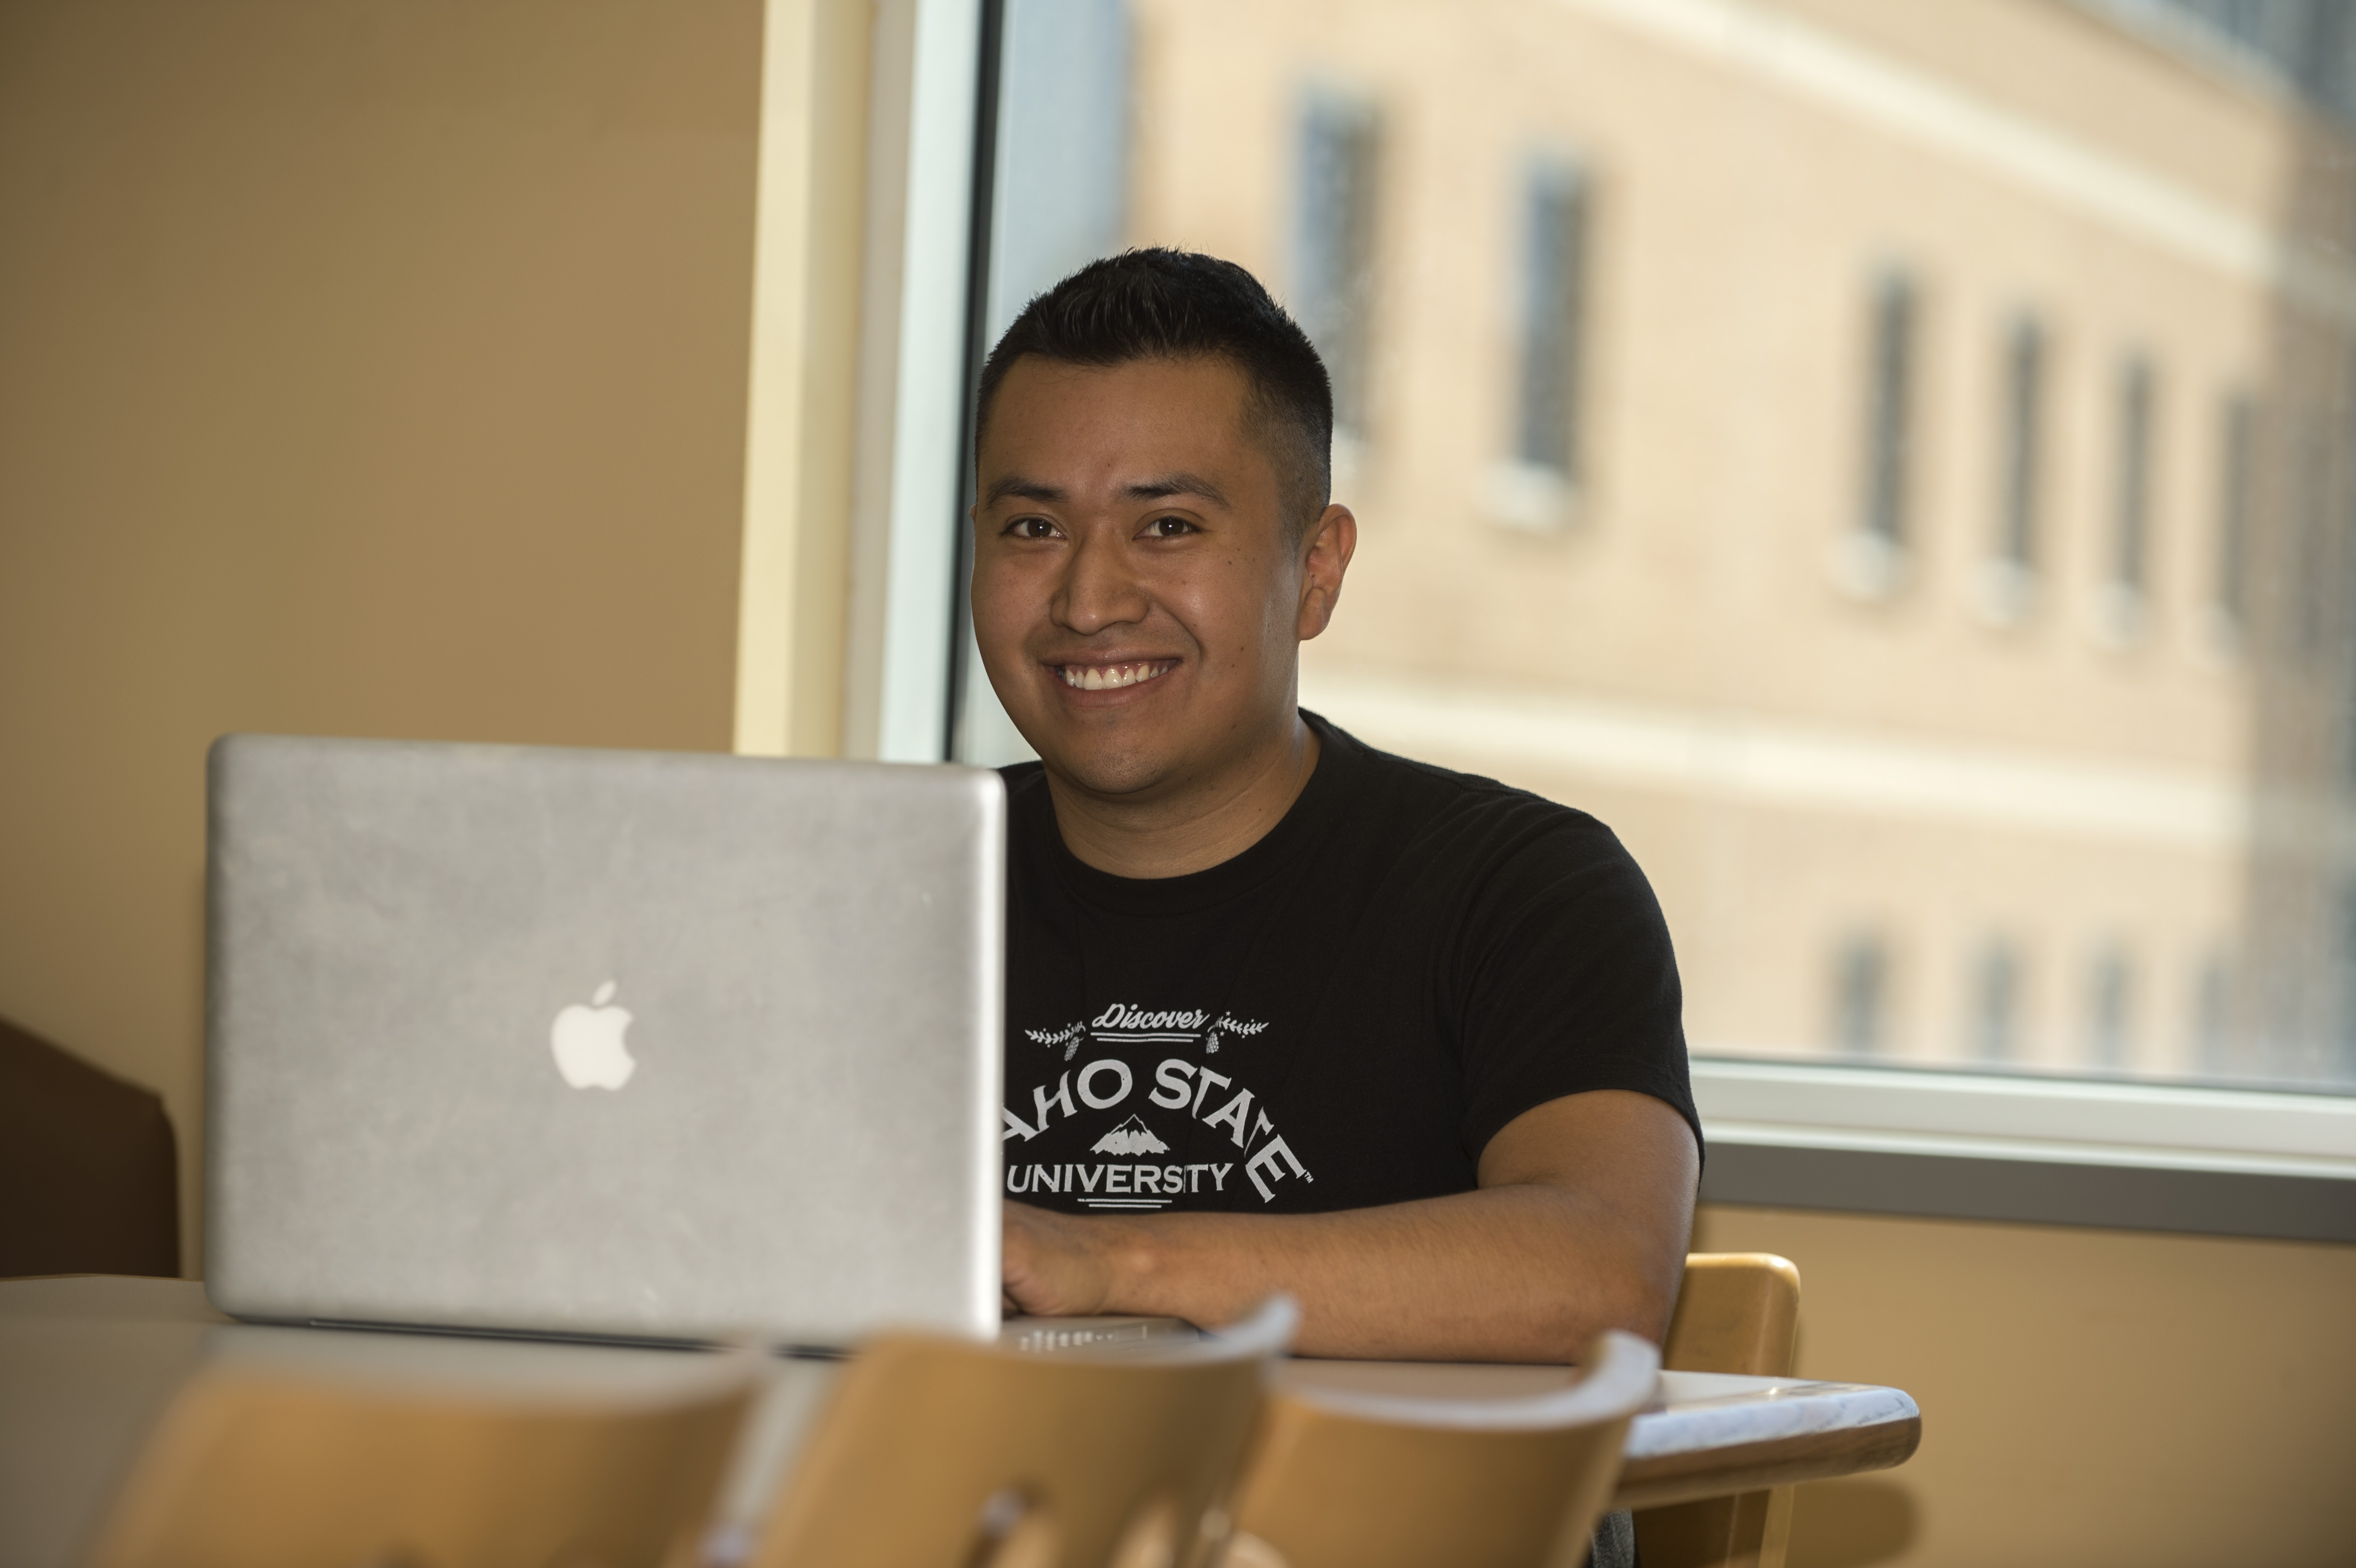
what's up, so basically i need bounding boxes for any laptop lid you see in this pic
[204,735,1003,1346]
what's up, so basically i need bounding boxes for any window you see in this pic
[1840,270,1918,596]
[1487,156,1591,532]
[2086,945,2135,1069]
[1515,161,1589,477]
[2345,356,2356,784]
[947,0,1132,771]
[947,0,2356,1238]
[1970,939,2024,1062]
[981,0,1129,343]
[2342,887,2356,1067]
[1832,935,1890,1056]
[2101,352,2156,642]
[2289,420,2329,661]
[2194,953,2233,1073]
[1295,92,1381,446]
[1977,313,2045,623]
[2212,391,2255,644]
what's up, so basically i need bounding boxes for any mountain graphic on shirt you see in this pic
[1090,1115,1170,1156]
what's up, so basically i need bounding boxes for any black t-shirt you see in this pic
[998,712,1699,1214]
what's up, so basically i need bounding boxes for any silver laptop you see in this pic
[205,735,1004,1348]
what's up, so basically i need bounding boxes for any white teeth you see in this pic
[1059,661,1171,691]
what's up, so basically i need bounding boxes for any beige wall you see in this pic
[0,0,773,1268]
[1697,1204,2356,1568]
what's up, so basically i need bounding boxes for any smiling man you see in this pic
[975,250,1701,1375]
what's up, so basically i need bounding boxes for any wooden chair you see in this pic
[1633,1253,1802,1568]
[80,1352,753,1568]
[748,1296,1298,1568]
[1216,1328,1660,1568]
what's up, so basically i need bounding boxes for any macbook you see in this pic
[205,735,1003,1348]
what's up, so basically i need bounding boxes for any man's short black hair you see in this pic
[973,248,1335,541]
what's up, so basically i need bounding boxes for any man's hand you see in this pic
[1001,1200,1125,1317]
[995,1088,1699,1361]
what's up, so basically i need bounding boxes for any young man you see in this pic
[975,249,1700,1367]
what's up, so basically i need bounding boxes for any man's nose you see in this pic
[1052,528,1150,634]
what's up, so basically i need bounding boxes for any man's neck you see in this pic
[1043,714,1321,879]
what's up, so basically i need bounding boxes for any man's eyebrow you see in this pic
[984,475,1068,505]
[1124,472,1231,507]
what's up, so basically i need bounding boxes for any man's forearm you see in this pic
[1017,1183,1679,1362]
[1002,1091,1701,1361]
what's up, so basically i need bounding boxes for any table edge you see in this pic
[1611,1413,1922,1511]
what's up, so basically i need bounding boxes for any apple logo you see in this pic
[550,980,636,1090]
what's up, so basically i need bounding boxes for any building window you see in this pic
[2345,356,2356,783]
[1516,159,1590,475]
[1864,275,1918,546]
[2195,952,2233,1072]
[1295,92,1382,446]
[1976,314,2046,624]
[2290,420,2329,662]
[1971,939,2024,1061]
[2088,945,2135,1068]
[1836,271,1918,597]
[2212,391,2255,647]
[2340,885,2356,1074]
[1833,933,1890,1055]
[1487,157,1592,532]
[2100,353,2157,642]
[1998,317,2046,571]
[1969,308,2045,621]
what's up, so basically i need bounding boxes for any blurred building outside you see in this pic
[957,0,2356,1092]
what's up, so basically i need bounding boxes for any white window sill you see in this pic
[1481,460,1579,533]
[1969,558,2039,627]
[1694,1056,2356,1178]
[1689,1056,2356,1241]
[1827,531,1909,600]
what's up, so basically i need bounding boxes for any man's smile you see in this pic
[1054,659,1179,692]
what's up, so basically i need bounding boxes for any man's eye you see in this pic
[1144,516,1198,538]
[1006,516,1059,540]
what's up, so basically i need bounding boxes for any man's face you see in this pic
[971,355,1349,800]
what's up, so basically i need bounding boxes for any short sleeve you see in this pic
[1444,809,1702,1164]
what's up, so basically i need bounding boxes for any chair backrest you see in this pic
[750,1296,1298,1568]
[1222,1329,1660,1568]
[1636,1252,1802,1568]
[81,1355,751,1568]
[1659,1253,1799,1377]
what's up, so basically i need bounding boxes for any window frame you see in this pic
[1692,1056,2356,1242]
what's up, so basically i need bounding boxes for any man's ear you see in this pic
[1297,503,1357,641]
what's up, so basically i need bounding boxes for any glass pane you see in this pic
[950,0,1134,768]
[959,0,2356,1093]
